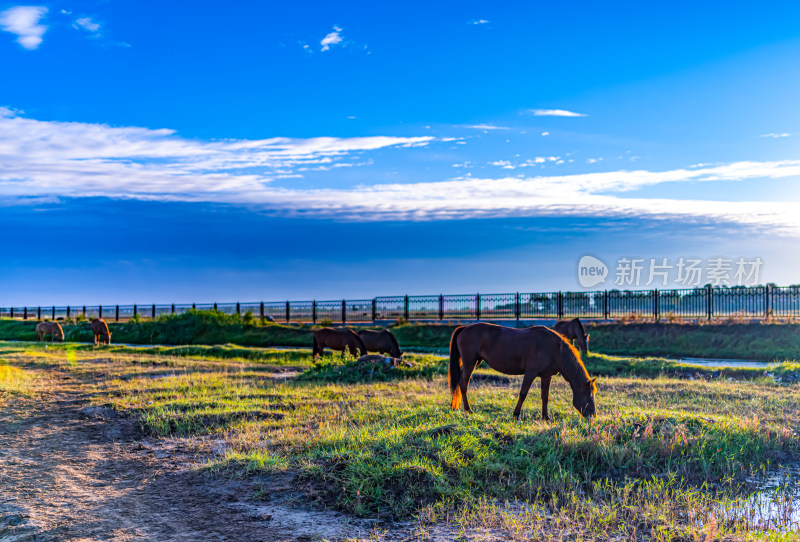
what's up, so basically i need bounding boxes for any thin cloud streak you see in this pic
[527,109,587,117]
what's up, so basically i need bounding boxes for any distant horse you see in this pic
[36,321,64,342]
[312,328,367,358]
[357,329,403,358]
[449,323,597,420]
[91,318,112,346]
[553,317,589,354]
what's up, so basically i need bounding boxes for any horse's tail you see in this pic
[449,326,466,410]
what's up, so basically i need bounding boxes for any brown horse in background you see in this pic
[449,323,597,420]
[313,328,367,358]
[357,329,403,358]
[91,318,112,346]
[553,317,589,354]
[36,321,64,342]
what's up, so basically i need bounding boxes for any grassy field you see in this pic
[3,341,798,540]
[2,311,799,362]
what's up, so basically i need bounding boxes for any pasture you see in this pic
[0,341,798,541]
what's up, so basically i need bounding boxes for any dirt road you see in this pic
[0,365,378,542]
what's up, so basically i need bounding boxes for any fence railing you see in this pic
[2,285,799,324]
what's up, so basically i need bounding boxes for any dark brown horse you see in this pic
[357,329,403,358]
[312,328,367,358]
[553,317,589,354]
[91,318,112,346]
[449,323,597,420]
[36,321,64,342]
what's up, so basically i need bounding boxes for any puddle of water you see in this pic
[717,466,800,533]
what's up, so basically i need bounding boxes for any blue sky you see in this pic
[1,1,799,305]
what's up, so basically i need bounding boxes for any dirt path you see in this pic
[0,365,380,542]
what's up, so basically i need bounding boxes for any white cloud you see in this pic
[321,25,343,51]
[1,109,798,235]
[541,131,550,136]
[759,133,791,138]
[470,19,490,24]
[74,17,100,33]
[0,6,48,50]
[459,124,509,130]
[0,107,433,199]
[527,109,587,117]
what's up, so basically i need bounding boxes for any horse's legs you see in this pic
[540,375,552,421]
[458,354,480,413]
[513,371,537,420]
[312,338,321,358]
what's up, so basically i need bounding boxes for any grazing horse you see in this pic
[91,318,112,346]
[36,321,64,342]
[312,328,367,358]
[357,329,403,358]
[449,323,597,420]
[553,317,589,354]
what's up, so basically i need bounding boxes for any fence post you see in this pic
[37,307,41,319]
[213,302,217,311]
[171,304,175,314]
[99,305,103,319]
[260,302,264,319]
[372,299,377,322]
[515,293,521,321]
[236,302,240,315]
[476,293,481,320]
[403,295,409,321]
[192,303,196,310]
[10,307,14,319]
[439,295,444,321]
[653,289,659,320]
[557,292,564,319]
[115,305,119,322]
[150,304,155,318]
[603,290,609,319]
[285,301,290,323]
[83,306,86,318]
[763,285,770,318]
[52,306,55,320]
[706,284,713,320]
[312,300,317,324]
[23,307,27,320]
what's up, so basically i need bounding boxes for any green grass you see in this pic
[3,343,799,539]
[2,313,799,363]
[587,322,800,361]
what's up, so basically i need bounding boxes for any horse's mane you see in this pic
[551,329,592,390]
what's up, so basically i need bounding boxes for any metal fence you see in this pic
[2,285,799,323]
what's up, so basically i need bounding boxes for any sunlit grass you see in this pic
[2,341,798,539]
[0,360,32,402]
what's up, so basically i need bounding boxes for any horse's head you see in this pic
[573,334,589,355]
[572,376,597,419]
